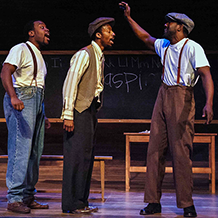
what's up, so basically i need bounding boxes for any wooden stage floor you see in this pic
[0,159,218,218]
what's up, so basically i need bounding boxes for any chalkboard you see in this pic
[0,52,218,120]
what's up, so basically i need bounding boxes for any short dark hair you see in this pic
[183,26,189,37]
[23,20,38,41]
[91,25,103,40]
[176,21,189,37]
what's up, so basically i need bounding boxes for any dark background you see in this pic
[0,0,218,159]
[0,0,218,51]
[0,53,218,120]
[0,0,218,120]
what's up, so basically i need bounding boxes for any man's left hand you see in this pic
[45,117,51,129]
[202,104,213,124]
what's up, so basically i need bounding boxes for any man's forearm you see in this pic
[126,16,150,41]
[1,63,17,98]
[200,69,214,106]
[1,71,16,98]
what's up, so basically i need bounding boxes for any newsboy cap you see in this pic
[88,17,115,38]
[165,12,195,34]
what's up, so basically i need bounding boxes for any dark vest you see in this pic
[74,44,99,113]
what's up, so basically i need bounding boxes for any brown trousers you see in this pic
[144,83,195,208]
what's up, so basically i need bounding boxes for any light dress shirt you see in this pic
[61,40,104,120]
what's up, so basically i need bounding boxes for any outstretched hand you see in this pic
[119,2,131,18]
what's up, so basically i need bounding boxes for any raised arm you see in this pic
[119,1,156,51]
[1,63,24,111]
[197,66,214,124]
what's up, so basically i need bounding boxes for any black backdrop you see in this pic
[1,52,218,120]
[0,0,218,51]
[0,0,218,120]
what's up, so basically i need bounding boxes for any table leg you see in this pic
[100,160,105,201]
[211,136,216,194]
[126,136,130,191]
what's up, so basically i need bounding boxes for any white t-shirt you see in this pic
[154,38,210,86]
[4,41,47,89]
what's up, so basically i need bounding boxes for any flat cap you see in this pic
[88,17,115,37]
[165,12,195,34]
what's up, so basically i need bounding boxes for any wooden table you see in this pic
[124,132,217,193]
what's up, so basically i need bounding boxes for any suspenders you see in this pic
[26,43,38,86]
[162,39,189,84]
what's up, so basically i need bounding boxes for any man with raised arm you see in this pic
[119,2,214,217]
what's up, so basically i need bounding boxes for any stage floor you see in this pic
[0,159,218,218]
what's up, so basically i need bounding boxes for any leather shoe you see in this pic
[63,210,82,214]
[7,202,31,214]
[62,206,98,214]
[85,206,98,212]
[25,199,49,209]
[184,205,197,217]
[140,203,161,215]
[63,207,92,214]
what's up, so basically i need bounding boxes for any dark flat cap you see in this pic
[165,12,195,34]
[88,17,115,37]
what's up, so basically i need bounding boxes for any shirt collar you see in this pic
[91,40,104,61]
[26,41,41,54]
[169,38,189,50]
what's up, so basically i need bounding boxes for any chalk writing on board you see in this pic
[104,72,157,93]
[45,58,63,69]
[105,56,161,69]
[0,53,217,119]
[103,56,162,93]
[51,58,63,68]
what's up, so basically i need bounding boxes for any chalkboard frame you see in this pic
[0,50,218,121]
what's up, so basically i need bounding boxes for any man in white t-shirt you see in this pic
[1,20,51,214]
[119,2,214,217]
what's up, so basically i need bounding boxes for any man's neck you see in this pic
[28,39,41,51]
[94,40,104,51]
[170,35,185,45]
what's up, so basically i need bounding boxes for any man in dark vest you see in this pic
[61,17,115,214]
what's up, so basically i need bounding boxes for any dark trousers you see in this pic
[62,99,98,211]
[144,83,195,208]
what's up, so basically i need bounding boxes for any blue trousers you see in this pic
[4,86,45,203]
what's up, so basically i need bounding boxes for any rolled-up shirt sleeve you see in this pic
[61,50,89,120]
